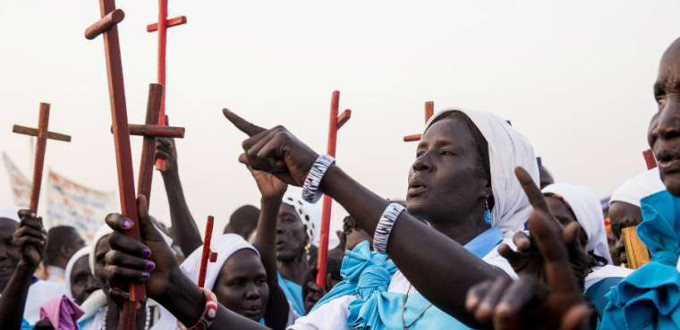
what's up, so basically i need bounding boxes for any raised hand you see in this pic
[102,196,178,301]
[223,109,319,186]
[156,137,178,174]
[15,210,47,269]
[465,167,591,330]
[246,165,288,201]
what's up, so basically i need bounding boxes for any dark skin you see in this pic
[466,168,590,330]
[244,166,290,328]
[539,165,555,189]
[214,250,270,322]
[607,201,642,266]
[222,109,507,327]
[94,235,153,330]
[275,203,309,286]
[156,137,203,256]
[0,218,21,290]
[650,37,680,198]
[0,211,48,330]
[69,256,104,305]
[48,227,85,269]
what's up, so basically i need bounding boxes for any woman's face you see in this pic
[213,249,269,322]
[406,116,489,223]
[275,204,307,261]
[650,38,680,196]
[545,196,587,250]
[70,255,103,304]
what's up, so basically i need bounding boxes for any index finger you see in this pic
[223,108,266,137]
[515,167,549,214]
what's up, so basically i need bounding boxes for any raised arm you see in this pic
[222,109,507,326]
[0,210,47,330]
[156,137,202,255]
[247,167,291,329]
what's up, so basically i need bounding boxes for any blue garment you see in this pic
[316,228,503,329]
[600,190,680,329]
[277,272,306,316]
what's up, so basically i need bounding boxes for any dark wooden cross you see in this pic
[12,103,71,213]
[317,90,351,288]
[198,215,218,288]
[403,101,434,142]
[147,0,187,171]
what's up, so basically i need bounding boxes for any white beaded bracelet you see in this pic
[373,203,406,254]
[301,155,336,203]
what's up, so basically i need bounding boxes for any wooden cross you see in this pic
[403,101,434,142]
[131,84,185,205]
[198,216,218,288]
[316,90,352,288]
[86,2,146,327]
[12,103,71,212]
[147,0,187,171]
[621,149,657,269]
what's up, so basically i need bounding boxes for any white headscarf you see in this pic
[0,207,21,222]
[610,168,665,207]
[64,246,92,299]
[283,188,322,247]
[426,109,539,236]
[542,183,613,265]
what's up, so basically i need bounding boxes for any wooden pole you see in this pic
[403,101,434,142]
[316,91,352,288]
[621,149,656,269]
[198,216,217,288]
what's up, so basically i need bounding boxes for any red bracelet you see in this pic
[178,289,219,330]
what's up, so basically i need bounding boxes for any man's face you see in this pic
[608,201,642,267]
[275,204,307,261]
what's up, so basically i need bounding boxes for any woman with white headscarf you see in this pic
[220,108,539,329]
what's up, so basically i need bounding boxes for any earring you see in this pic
[483,198,492,225]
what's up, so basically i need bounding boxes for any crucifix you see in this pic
[147,0,187,171]
[198,215,218,288]
[403,101,434,142]
[621,149,656,269]
[316,90,352,288]
[12,103,71,213]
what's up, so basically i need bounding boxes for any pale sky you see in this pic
[0,0,677,234]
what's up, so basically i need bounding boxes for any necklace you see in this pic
[401,284,433,329]
[101,305,152,330]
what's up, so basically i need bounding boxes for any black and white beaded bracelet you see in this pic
[373,203,406,254]
[301,155,336,203]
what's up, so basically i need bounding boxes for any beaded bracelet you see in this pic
[301,155,335,203]
[178,289,218,330]
[373,203,406,254]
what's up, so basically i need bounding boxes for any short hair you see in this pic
[224,205,260,239]
[45,226,82,265]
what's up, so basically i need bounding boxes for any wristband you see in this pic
[301,155,335,203]
[178,289,218,330]
[373,203,406,254]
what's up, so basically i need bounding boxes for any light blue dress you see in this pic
[278,272,306,316]
[600,190,680,329]
[314,228,503,329]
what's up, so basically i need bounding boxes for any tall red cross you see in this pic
[316,90,352,288]
[12,103,71,213]
[147,0,187,171]
[198,216,218,288]
[403,101,434,142]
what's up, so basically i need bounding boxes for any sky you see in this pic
[0,0,677,234]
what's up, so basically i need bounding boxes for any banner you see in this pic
[2,152,31,207]
[46,171,115,241]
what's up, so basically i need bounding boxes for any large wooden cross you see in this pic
[317,90,351,288]
[403,101,434,142]
[147,0,187,171]
[621,149,656,269]
[85,2,146,328]
[198,215,218,288]
[12,103,71,212]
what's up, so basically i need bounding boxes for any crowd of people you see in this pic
[2,32,680,330]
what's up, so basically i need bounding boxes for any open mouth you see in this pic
[655,148,680,174]
[407,184,427,196]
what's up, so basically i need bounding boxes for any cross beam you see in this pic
[147,0,187,171]
[316,90,352,289]
[403,101,434,142]
[12,103,71,212]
